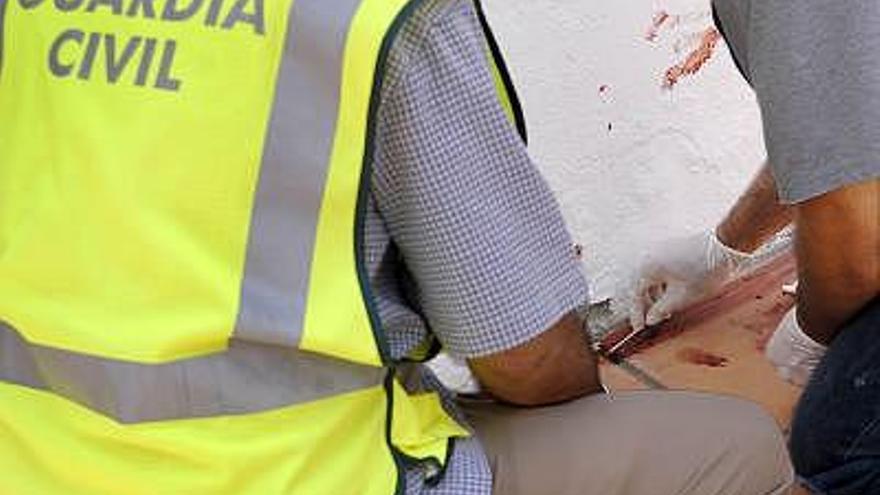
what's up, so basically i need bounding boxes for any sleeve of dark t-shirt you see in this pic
[713,0,880,204]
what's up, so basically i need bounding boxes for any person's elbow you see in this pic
[467,312,602,407]
[795,178,880,342]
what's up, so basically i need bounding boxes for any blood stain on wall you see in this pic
[662,28,721,88]
[645,10,672,42]
[598,84,613,104]
[598,85,613,133]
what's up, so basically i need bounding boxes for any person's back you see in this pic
[0,0,473,492]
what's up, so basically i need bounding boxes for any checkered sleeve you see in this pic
[370,1,589,359]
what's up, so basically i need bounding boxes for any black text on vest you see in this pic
[49,31,182,91]
[19,0,267,93]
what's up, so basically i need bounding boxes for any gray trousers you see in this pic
[463,391,794,495]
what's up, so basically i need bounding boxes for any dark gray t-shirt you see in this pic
[713,0,880,204]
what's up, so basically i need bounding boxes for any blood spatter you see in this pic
[598,84,613,104]
[645,10,672,42]
[677,347,729,367]
[663,28,721,88]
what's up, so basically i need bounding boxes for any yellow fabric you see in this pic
[488,54,518,130]
[299,0,411,367]
[391,381,469,464]
[0,382,398,495]
[0,0,469,492]
[0,0,293,362]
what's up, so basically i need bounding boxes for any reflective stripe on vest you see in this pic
[0,320,385,423]
[235,0,385,366]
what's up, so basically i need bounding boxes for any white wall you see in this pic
[483,0,767,301]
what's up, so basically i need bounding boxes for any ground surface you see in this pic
[429,253,804,428]
[599,253,803,428]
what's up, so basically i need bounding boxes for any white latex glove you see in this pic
[620,230,751,331]
[765,308,827,387]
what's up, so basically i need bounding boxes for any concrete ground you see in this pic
[598,253,802,429]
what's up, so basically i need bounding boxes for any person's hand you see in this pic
[620,230,751,331]
[765,308,827,387]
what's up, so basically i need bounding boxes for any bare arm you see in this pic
[716,163,794,253]
[468,312,601,407]
[795,179,880,345]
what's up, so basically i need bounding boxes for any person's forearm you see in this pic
[716,163,794,253]
[469,312,601,407]
[796,179,880,345]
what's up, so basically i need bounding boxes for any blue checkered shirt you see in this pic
[366,1,590,493]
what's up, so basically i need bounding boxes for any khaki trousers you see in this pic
[462,391,794,495]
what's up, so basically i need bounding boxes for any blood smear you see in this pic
[645,10,672,42]
[677,347,729,367]
[663,28,721,88]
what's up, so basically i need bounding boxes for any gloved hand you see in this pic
[619,229,751,331]
[765,308,827,387]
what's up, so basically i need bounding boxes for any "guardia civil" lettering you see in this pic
[19,0,266,92]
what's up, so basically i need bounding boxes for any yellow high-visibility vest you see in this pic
[0,0,525,493]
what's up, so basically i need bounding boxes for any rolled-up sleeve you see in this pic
[370,2,589,358]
